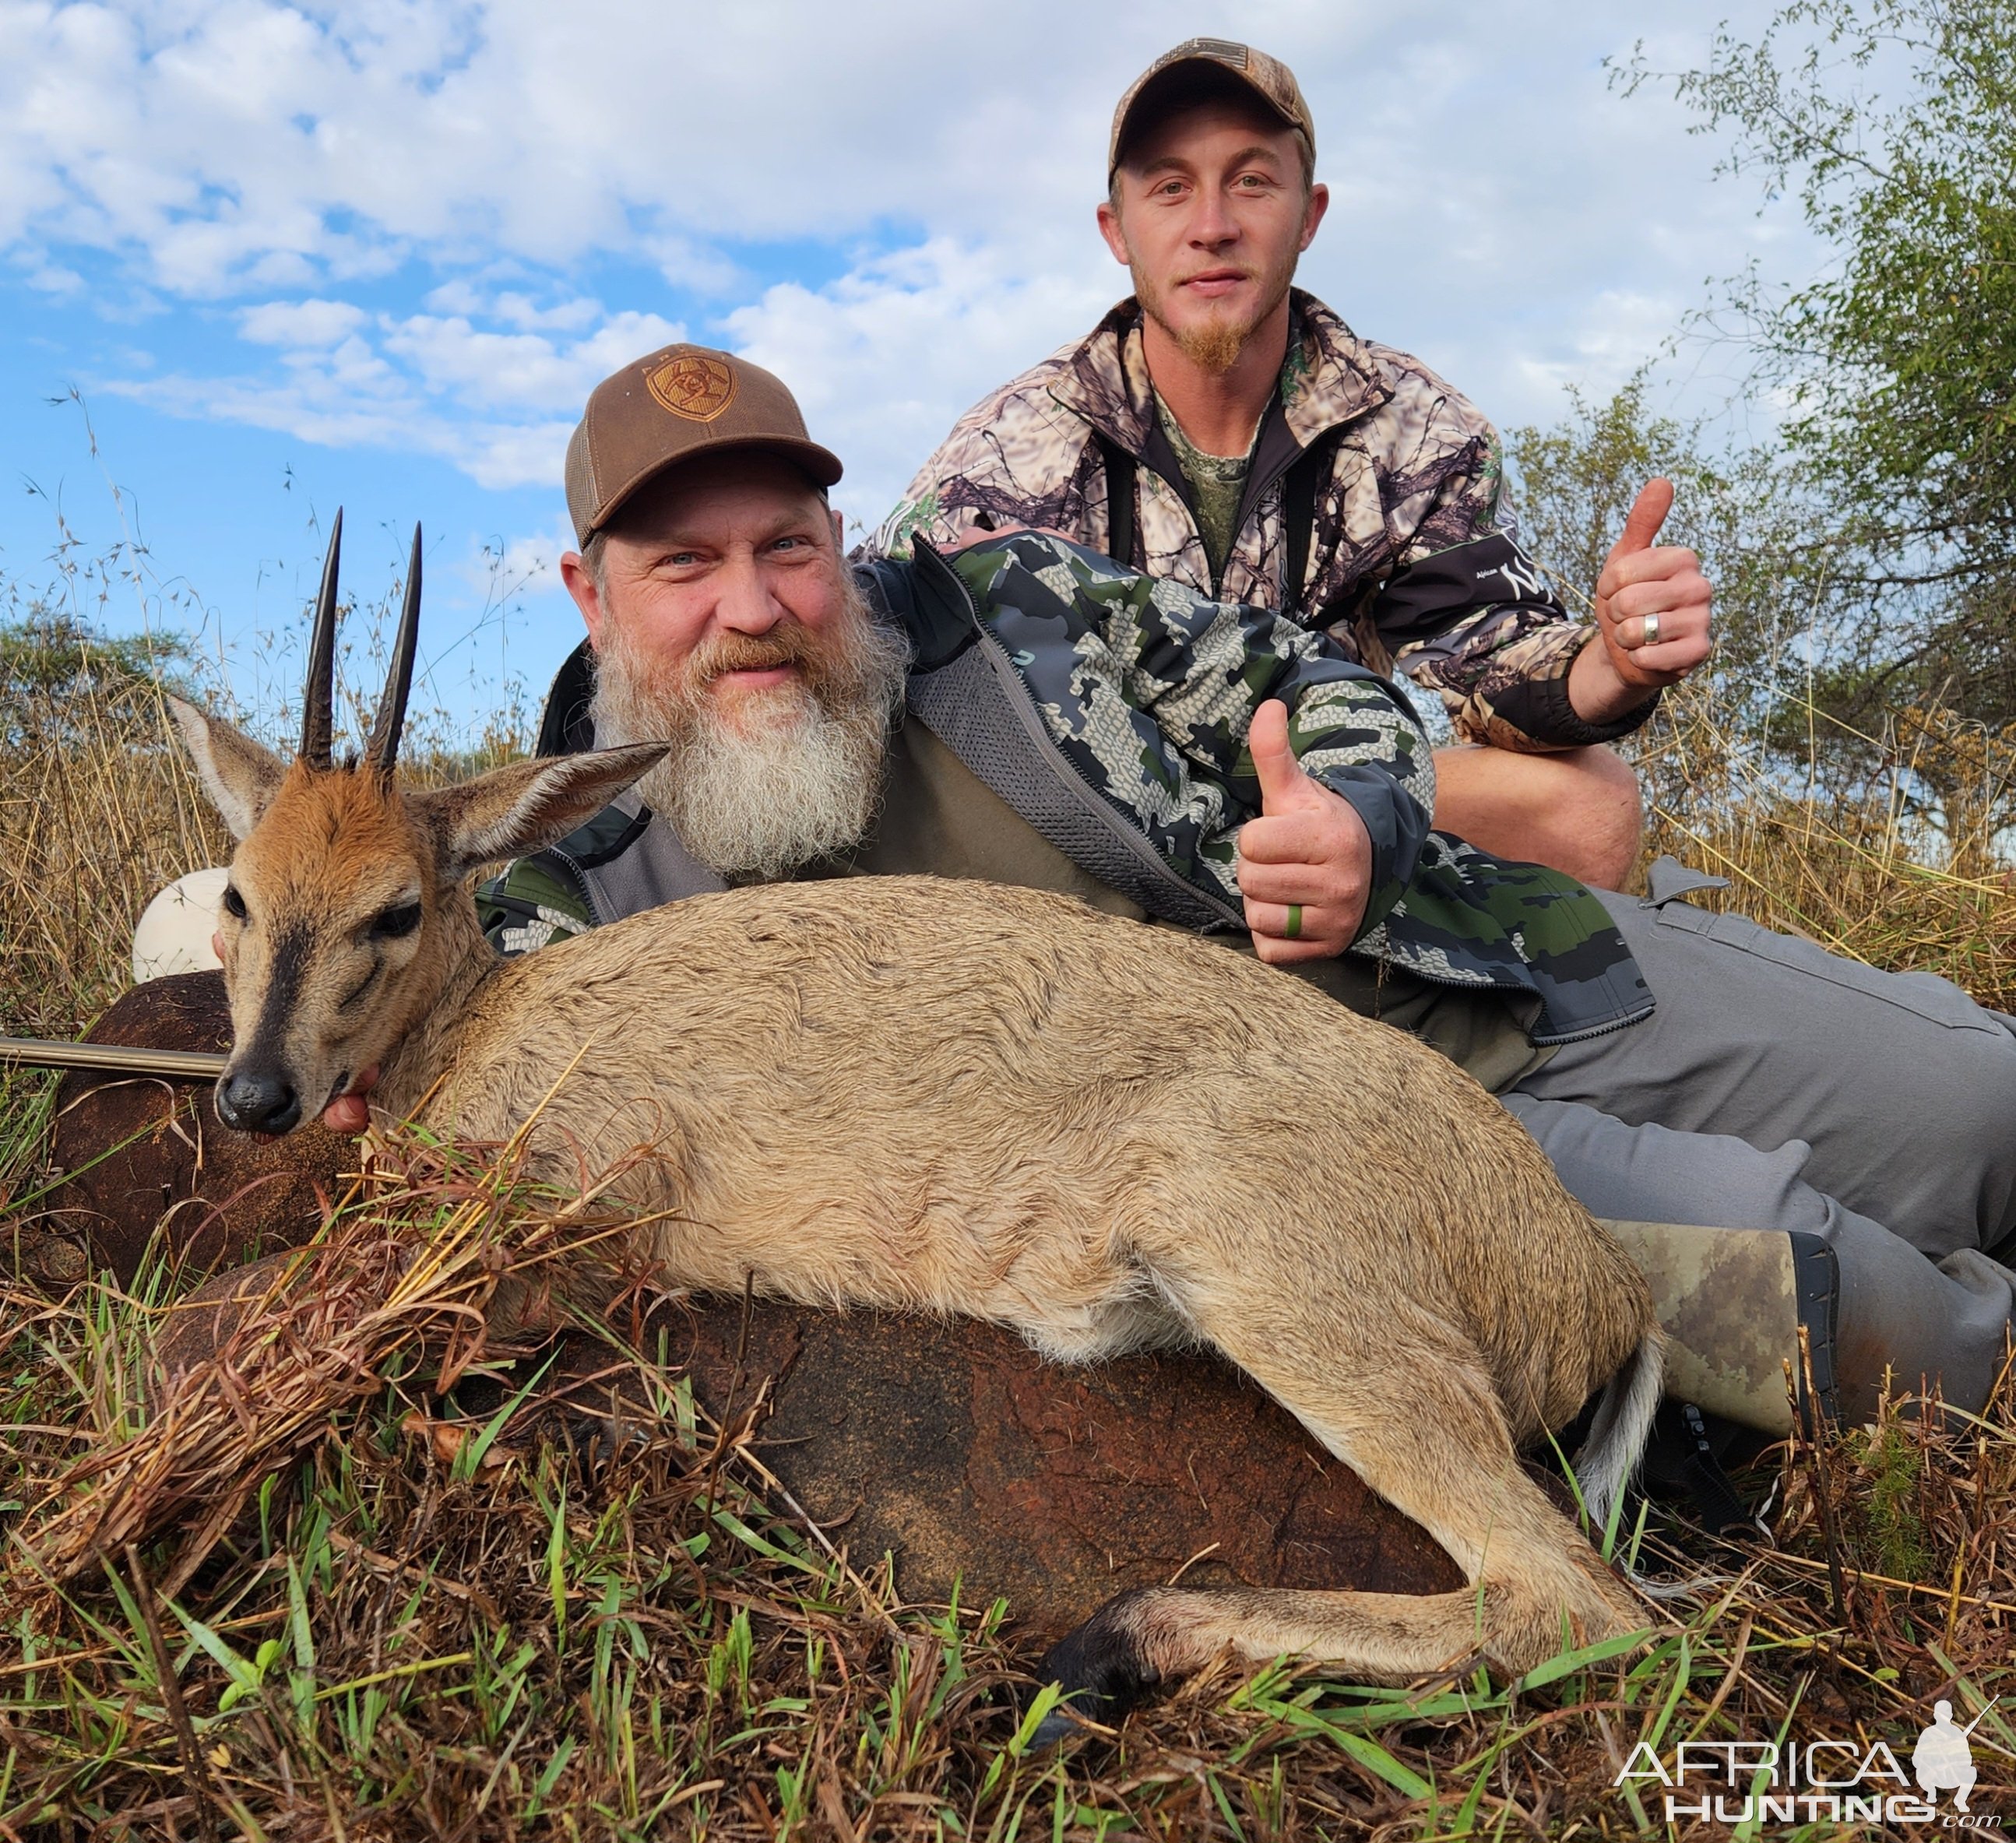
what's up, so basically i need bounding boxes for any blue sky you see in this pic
[0,0,1814,737]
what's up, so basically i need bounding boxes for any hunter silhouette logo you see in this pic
[1614,1694,2002,1827]
[1916,1700,1994,1813]
[646,353,737,422]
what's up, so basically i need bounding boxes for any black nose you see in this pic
[216,1070,301,1136]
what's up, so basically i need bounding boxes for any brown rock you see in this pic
[33,971,351,1286]
[56,973,1460,1635]
[652,1302,1460,1637]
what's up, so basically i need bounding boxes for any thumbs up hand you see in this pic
[1237,698,1374,965]
[1569,477,1715,726]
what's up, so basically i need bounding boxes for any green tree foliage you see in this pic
[1619,0,2016,729]
[0,610,193,749]
[1509,378,2016,845]
[1626,0,2016,566]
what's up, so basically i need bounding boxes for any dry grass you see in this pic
[1636,677,2016,1006]
[15,1124,652,1592]
[0,667,230,1042]
[4,645,2016,1837]
[0,562,531,1040]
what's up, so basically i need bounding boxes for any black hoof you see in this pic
[1030,1591,1165,1746]
[1027,1704,1091,1750]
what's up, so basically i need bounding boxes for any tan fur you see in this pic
[177,719,1661,1690]
[220,763,469,1109]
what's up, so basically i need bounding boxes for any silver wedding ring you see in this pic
[1640,612,1661,649]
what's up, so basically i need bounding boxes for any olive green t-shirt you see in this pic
[1156,394,1254,595]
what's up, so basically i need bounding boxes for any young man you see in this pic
[865,40,1715,892]
[470,342,2016,1435]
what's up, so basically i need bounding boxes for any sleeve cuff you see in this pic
[1316,764,1432,941]
[1488,635,1664,748]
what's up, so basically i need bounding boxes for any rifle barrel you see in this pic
[0,1036,228,1081]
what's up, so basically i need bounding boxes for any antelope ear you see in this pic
[167,695,290,841]
[420,743,670,881]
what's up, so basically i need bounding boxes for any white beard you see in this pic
[589,578,908,881]
[641,678,891,880]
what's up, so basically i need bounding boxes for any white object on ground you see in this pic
[132,867,229,983]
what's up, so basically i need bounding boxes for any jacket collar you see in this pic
[1047,287,1393,452]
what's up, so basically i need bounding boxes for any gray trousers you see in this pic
[1504,871,2016,1419]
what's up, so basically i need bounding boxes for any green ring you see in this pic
[1284,903,1304,941]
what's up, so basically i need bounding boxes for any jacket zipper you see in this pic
[1056,395,1335,583]
[1349,929,1655,1043]
[540,842,610,929]
[1527,1001,1657,1047]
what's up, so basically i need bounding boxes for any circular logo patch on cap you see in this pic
[646,353,738,423]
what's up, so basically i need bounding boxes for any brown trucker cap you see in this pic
[564,343,843,544]
[1108,39,1314,179]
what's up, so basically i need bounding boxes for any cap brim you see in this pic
[589,434,846,539]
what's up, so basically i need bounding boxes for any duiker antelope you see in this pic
[169,516,1662,1724]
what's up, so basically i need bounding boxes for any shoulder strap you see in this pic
[1282,438,1328,620]
[1096,434,1138,571]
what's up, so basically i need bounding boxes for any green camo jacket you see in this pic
[480,533,1652,1044]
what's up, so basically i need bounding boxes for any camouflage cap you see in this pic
[1108,40,1314,180]
[564,343,843,544]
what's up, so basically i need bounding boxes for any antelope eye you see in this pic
[369,901,422,941]
[221,885,248,921]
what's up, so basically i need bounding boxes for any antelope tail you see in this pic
[1574,1329,1665,1530]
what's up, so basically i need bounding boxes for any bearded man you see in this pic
[579,483,909,890]
[865,40,1715,892]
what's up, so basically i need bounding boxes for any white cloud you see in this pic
[470,516,575,598]
[5,0,1821,504]
[239,297,368,346]
[17,255,85,296]
[421,280,603,332]
[1511,291,1691,406]
[107,363,576,491]
[723,238,1117,532]
[422,279,485,317]
[0,2,1803,298]
[116,291,684,487]
[491,293,601,334]
[379,306,684,414]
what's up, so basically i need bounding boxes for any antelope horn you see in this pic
[300,508,343,769]
[365,522,422,776]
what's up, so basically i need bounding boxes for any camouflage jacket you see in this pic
[480,533,1652,1044]
[864,290,1658,754]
